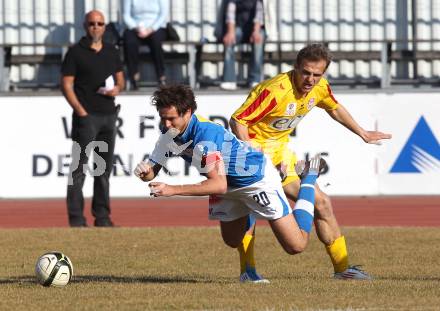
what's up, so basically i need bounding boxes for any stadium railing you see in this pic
[0,42,195,91]
[196,39,440,89]
[1,39,439,92]
[196,41,387,88]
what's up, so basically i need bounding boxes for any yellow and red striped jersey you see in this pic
[231,70,339,163]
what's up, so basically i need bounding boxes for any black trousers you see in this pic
[123,28,167,81]
[66,112,118,226]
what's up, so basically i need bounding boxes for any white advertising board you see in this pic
[0,91,439,198]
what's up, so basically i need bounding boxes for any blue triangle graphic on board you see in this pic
[390,116,440,173]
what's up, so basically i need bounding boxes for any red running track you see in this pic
[0,196,439,228]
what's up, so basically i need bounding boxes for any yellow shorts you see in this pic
[271,148,300,187]
[257,140,299,187]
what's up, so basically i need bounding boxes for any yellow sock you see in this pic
[238,233,255,273]
[325,235,349,273]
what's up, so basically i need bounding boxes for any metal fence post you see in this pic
[188,43,197,89]
[0,47,10,92]
[381,41,391,88]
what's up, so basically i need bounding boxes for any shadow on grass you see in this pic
[375,276,440,282]
[0,274,215,285]
[73,274,214,284]
[269,274,440,282]
[0,276,36,284]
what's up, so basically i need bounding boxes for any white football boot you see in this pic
[239,268,270,284]
[334,265,372,280]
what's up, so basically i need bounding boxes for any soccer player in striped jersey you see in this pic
[134,84,323,282]
[230,43,392,281]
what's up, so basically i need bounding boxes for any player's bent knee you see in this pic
[220,227,244,248]
[221,236,242,249]
[281,240,307,255]
[283,244,306,255]
[219,218,248,248]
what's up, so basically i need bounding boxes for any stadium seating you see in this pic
[1,0,439,91]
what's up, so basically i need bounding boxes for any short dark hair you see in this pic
[152,84,197,115]
[296,43,333,70]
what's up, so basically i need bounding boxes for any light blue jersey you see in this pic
[123,0,169,31]
[154,114,267,188]
[148,113,315,232]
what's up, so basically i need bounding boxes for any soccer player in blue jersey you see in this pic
[134,84,322,282]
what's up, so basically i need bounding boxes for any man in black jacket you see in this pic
[61,10,125,227]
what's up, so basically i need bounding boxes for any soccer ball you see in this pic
[35,251,73,287]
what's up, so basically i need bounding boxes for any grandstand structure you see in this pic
[0,0,439,91]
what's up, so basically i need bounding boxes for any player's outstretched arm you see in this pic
[134,161,162,182]
[326,104,392,144]
[149,158,227,197]
[360,130,393,145]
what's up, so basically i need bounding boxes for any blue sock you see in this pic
[292,172,318,233]
[246,214,256,230]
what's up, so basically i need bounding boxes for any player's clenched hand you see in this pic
[363,130,392,145]
[149,182,175,197]
[134,161,152,181]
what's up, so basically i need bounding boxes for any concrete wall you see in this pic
[1,90,439,198]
